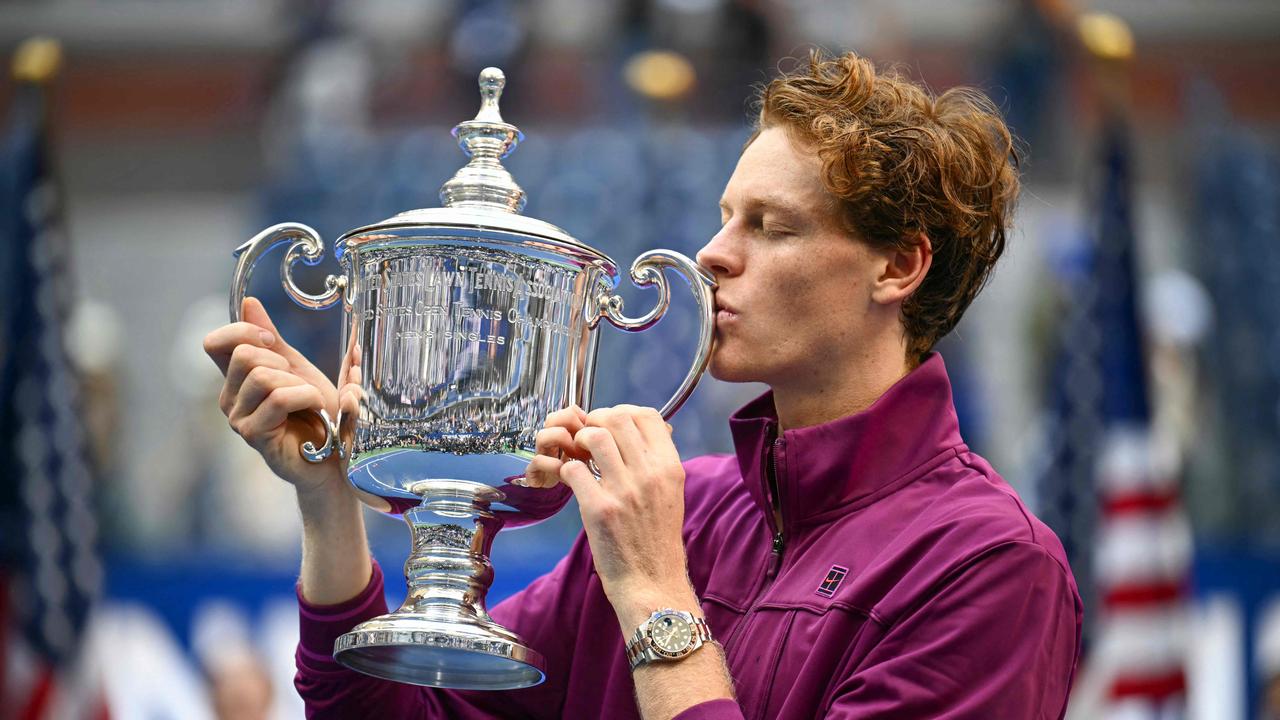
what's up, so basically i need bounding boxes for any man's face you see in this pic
[697,127,883,392]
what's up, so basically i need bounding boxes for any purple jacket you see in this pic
[296,354,1083,719]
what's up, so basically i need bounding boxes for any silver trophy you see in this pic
[227,68,716,689]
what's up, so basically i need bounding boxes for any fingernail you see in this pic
[259,331,275,346]
[512,476,528,487]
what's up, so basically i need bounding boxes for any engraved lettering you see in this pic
[357,259,579,357]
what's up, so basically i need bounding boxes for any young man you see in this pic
[205,51,1081,719]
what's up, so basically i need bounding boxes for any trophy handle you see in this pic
[597,250,717,420]
[229,222,347,463]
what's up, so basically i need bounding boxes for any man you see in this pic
[205,51,1081,719]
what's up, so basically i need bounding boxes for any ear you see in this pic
[870,232,932,306]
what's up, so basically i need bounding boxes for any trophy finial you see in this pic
[475,67,506,123]
[440,67,526,213]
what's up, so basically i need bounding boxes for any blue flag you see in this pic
[0,74,101,686]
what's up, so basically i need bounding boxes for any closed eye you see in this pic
[762,222,796,239]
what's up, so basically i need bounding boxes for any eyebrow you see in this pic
[718,195,805,218]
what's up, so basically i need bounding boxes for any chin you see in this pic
[707,354,761,385]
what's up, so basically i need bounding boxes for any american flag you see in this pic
[0,40,107,719]
[1087,122,1189,716]
[1046,120,1191,719]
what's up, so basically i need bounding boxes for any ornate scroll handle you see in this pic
[597,250,717,420]
[229,222,346,463]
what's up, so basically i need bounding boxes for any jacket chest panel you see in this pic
[721,603,875,720]
[700,524,883,720]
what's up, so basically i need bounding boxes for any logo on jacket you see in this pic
[815,564,849,598]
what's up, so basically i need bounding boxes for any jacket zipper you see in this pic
[725,435,787,656]
[765,436,786,579]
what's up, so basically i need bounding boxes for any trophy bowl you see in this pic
[226,68,715,690]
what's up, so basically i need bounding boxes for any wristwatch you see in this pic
[625,608,713,671]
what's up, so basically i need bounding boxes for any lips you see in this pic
[714,298,740,323]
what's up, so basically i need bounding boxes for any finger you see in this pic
[573,426,626,478]
[522,454,564,488]
[204,320,279,375]
[338,381,362,418]
[558,459,606,507]
[534,426,580,460]
[340,341,363,386]
[340,359,363,388]
[241,296,312,369]
[586,407,647,467]
[219,345,291,414]
[632,407,680,463]
[544,405,588,434]
[234,383,326,440]
[229,366,307,424]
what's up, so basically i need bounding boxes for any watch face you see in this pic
[649,612,693,657]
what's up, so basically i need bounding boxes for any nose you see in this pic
[696,224,739,278]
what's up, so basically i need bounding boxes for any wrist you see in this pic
[296,477,372,606]
[295,470,357,516]
[612,583,702,636]
[625,608,716,675]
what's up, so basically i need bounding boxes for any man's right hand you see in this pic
[202,296,345,497]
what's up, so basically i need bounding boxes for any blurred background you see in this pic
[1,0,1278,718]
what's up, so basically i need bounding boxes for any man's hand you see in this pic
[526,405,737,719]
[203,295,370,605]
[525,405,697,627]
[202,296,345,496]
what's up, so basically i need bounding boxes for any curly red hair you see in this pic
[753,50,1019,363]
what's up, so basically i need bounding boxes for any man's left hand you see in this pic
[524,404,698,627]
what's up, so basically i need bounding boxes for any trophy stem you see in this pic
[333,480,546,689]
[400,497,497,623]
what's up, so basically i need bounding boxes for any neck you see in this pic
[772,340,914,432]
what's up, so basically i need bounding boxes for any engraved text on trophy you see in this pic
[350,247,593,458]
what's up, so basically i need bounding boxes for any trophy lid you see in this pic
[338,67,594,255]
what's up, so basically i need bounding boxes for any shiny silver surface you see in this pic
[598,249,716,419]
[626,610,713,670]
[336,235,608,515]
[438,67,526,213]
[334,501,546,689]
[230,222,345,463]
[228,67,716,689]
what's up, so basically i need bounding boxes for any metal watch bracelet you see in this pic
[626,611,713,671]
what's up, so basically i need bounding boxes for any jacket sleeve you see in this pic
[295,533,599,719]
[671,699,747,720]
[293,558,424,719]
[825,541,1082,720]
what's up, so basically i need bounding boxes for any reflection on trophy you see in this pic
[226,68,716,690]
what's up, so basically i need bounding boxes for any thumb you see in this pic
[241,296,281,335]
[558,459,604,507]
[241,296,309,366]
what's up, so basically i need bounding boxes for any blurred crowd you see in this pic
[2,0,1279,718]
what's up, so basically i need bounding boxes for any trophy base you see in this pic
[334,612,546,690]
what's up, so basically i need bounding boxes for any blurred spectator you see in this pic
[192,602,275,720]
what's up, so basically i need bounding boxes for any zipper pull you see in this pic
[771,531,785,555]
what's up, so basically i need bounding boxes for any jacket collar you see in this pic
[728,353,964,531]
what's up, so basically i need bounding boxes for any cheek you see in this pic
[811,245,874,303]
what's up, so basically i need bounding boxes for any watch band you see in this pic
[625,610,713,671]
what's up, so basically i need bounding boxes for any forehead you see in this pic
[721,127,830,213]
